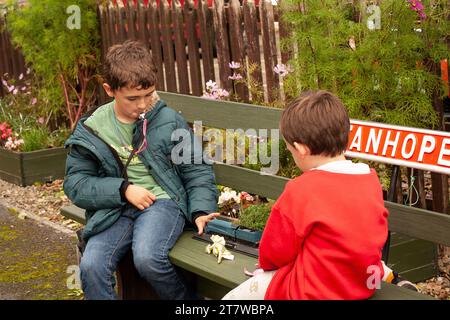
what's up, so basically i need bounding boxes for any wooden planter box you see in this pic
[0,147,68,186]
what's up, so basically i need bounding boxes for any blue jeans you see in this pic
[79,199,194,300]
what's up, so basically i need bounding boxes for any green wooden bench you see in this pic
[60,92,450,300]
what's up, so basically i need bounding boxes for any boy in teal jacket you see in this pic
[64,40,219,300]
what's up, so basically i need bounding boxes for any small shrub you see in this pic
[237,203,273,232]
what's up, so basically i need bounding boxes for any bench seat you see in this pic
[61,204,435,300]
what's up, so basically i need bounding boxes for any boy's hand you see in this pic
[195,212,220,235]
[125,185,156,210]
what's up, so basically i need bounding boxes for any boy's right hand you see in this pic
[125,185,156,210]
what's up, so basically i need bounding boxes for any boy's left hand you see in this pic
[195,212,220,235]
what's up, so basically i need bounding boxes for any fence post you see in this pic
[213,0,232,92]
[242,0,263,103]
[148,0,165,91]
[172,0,190,95]
[198,0,216,86]
[260,0,280,103]
[228,0,249,102]
[160,0,177,92]
[184,0,203,96]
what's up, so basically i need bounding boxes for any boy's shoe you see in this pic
[391,272,419,292]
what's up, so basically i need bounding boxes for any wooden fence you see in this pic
[98,0,290,103]
[0,15,27,98]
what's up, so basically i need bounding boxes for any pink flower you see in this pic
[216,88,229,98]
[31,97,37,105]
[12,88,18,95]
[37,117,45,124]
[1,79,7,87]
[274,64,292,77]
[408,0,424,11]
[407,0,427,19]
[202,92,218,100]
[7,85,15,93]
[229,61,241,69]
[19,73,23,80]
[228,73,243,81]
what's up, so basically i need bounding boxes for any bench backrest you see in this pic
[158,92,450,247]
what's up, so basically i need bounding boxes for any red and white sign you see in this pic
[346,120,450,175]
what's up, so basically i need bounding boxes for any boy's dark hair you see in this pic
[280,90,350,157]
[103,40,157,91]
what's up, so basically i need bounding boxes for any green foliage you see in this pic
[19,127,49,152]
[281,0,449,129]
[0,100,70,151]
[237,203,273,231]
[5,0,100,128]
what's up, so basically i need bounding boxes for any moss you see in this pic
[0,226,19,241]
[0,213,80,300]
[7,207,18,215]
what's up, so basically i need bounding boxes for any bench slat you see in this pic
[213,162,289,200]
[159,91,281,131]
[385,202,450,247]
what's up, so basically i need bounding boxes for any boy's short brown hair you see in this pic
[103,40,157,91]
[280,90,350,157]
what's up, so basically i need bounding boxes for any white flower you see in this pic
[4,137,24,151]
[273,64,292,77]
[229,61,241,69]
[19,73,23,80]
[218,189,241,205]
[206,80,218,90]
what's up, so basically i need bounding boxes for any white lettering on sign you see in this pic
[382,131,400,157]
[418,135,436,162]
[365,128,383,154]
[350,126,362,151]
[346,120,450,175]
[401,133,417,159]
[438,138,450,167]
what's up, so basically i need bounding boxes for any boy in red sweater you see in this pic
[223,90,400,300]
